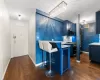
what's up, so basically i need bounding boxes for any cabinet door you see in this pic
[63,49,68,71]
[62,21,68,36]
[89,45,100,62]
[71,23,76,33]
[49,51,61,73]
[96,11,100,34]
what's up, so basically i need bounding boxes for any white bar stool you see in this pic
[42,41,58,77]
[39,41,43,50]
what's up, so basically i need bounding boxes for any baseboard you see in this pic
[1,59,10,80]
[28,55,47,67]
[81,51,89,54]
[28,55,36,66]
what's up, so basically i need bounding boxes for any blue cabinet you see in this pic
[62,21,67,35]
[46,50,61,74]
[46,43,70,75]
[71,23,76,33]
[62,20,76,36]
[89,45,100,62]
[96,11,100,34]
[63,48,69,72]
[70,44,74,56]
[36,13,63,41]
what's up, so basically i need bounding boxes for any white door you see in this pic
[11,20,28,58]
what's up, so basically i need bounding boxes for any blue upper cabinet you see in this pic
[71,23,76,33]
[62,21,67,35]
[36,13,63,41]
[62,20,76,36]
[96,11,100,34]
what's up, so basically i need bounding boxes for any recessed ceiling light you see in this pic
[18,14,21,20]
[81,20,87,24]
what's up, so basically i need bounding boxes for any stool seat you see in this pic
[42,41,58,53]
[49,48,58,53]
[39,41,43,50]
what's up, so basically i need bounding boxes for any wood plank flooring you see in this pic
[4,53,100,80]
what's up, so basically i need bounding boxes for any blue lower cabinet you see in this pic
[52,51,61,74]
[63,49,68,72]
[70,44,74,56]
[46,51,61,74]
[89,45,100,62]
[46,47,70,75]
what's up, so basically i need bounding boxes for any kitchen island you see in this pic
[40,41,71,75]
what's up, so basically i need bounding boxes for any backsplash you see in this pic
[63,36,76,42]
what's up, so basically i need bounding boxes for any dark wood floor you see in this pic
[4,53,100,80]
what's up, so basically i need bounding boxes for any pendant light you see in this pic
[49,1,67,18]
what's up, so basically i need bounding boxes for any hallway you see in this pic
[4,53,100,80]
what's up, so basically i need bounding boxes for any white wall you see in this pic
[10,19,29,58]
[0,0,11,80]
[28,9,36,64]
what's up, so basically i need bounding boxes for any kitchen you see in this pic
[1,0,100,80]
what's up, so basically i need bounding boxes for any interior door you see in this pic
[11,21,28,58]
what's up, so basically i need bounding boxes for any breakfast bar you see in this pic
[40,41,71,75]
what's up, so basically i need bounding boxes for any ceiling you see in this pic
[5,0,100,23]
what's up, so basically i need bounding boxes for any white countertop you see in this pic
[39,40,76,44]
[89,43,100,45]
[61,45,71,48]
[40,41,62,43]
[49,41,75,44]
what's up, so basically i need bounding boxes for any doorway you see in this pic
[11,20,28,58]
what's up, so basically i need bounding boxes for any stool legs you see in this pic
[45,53,54,77]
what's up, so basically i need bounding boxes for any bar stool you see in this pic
[39,41,43,50]
[42,41,58,77]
